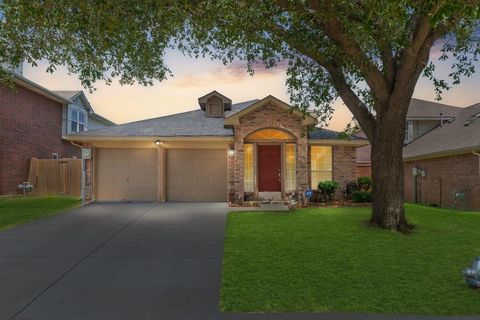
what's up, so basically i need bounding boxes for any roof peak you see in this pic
[198,90,232,112]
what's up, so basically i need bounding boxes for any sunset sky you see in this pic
[23,49,480,131]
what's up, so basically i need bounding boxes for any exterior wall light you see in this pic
[154,140,163,145]
[228,148,234,156]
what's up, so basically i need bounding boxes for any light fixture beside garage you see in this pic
[154,140,163,145]
[228,147,234,156]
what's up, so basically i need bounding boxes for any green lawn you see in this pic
[0,196,81,231]
[220,204,480,316]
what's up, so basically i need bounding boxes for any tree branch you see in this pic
[271,23,376,140]
[390,15,438,110]
[305,1,392,106]
[323,62,377,141]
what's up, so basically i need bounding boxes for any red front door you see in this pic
[258,145,281,192]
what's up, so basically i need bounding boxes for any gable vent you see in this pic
[198,90,232,118]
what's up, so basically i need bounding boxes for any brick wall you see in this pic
[0,83,80,195]
[307,145,357,199]
[231,102,311,202]
[404,153,480,210]
[333,145,357,192]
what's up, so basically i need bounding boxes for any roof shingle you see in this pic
[403,103,480,159]
[74,100,258,137]
[407,98,462,119]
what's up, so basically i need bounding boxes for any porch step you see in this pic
[259,203,289,211]
[259,200,290,205]
[258,192,282,201]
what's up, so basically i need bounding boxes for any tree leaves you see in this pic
[0,0,478,124]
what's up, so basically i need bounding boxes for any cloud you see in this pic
[170,60,288,88]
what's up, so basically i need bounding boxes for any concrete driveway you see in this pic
[0,203,477,320]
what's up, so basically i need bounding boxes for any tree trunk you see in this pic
[369,109,413,233]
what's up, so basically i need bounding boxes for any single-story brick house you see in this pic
[67,91,367,203]
[403,103,480,210]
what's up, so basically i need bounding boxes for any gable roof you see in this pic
[403,103,480,160]
[71,100,258,138]
[53,90,82,100]
[407,98,462,119]
[224,95,316,126]
[53,90,94,112]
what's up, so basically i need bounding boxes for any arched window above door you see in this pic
[245,128,294,140]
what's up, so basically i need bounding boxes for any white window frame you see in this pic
[405,120,414,143]
[69,106,88,133]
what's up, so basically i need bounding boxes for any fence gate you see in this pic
[27,158,82,197]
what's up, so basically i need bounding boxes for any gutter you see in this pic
[404,147,480,161]
[64,135,234,142]
[12,74,72,105]
[308,139,369,147]
[70,140,84,148]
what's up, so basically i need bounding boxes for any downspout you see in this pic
[70,141,85,202]
[473,151,480,183]
[70,140,83,148]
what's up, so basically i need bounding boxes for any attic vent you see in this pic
[207,96,223,117]
[198,90,232,118]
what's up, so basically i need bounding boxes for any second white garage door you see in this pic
[166,149,227,201]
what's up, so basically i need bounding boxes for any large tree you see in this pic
[1,1,479,232]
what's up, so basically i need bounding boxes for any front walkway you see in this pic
[0,203,476,320]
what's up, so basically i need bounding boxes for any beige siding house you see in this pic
[67,91,366,203]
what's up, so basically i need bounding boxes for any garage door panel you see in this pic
[127,186,157,201]
[166,149,227,202]
[95,148,158,201]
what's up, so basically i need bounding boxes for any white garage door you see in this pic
[95,148,157,201]
[166,149,227,201]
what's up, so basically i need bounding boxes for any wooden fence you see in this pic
[27,158,82,197]
[357,165,372,178]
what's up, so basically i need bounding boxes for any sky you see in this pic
[23,50,480,131]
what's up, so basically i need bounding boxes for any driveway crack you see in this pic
[10,203,159,320]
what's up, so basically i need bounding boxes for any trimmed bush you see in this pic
[357,176,372,191]
[318,180,339,201]
[352,191,372,203]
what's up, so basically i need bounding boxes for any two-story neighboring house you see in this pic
[403,98,462,143]
[0,69,114,195]
[356,98,462,176]
[53,90,116,133]
[404,103,480,210]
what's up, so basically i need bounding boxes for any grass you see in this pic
[220,204,480,316]
[0,196,81,231]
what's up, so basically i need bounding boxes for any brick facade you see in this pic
[229,102,357,202]
[0,83,80,195]
[307,145,358,197]
[404,153,480,210]
[333,146,357,188]
[229,102,309,202]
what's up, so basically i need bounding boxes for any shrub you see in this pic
[352,191,372,203]
[318,180,339,201]
[357,176,372,192]
[343,180,359,199]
